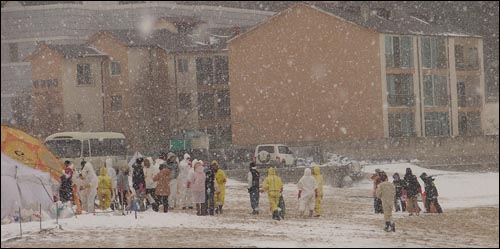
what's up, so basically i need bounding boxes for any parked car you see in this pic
[254,144,297,168]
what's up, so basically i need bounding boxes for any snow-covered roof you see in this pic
[45,132,126,141]
[45,44,106,58]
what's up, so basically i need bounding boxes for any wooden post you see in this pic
[40,203,42,231]
[56,202,59,225]
[19,207,22,237]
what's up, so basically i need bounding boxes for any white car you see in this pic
[254,144,296,168]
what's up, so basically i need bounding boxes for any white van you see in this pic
[254,144,296,168]
[44,132,128,171]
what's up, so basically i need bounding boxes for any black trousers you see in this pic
[425,196,443,213]
[249,189,260,211]
[159,195,169,212]
[374,198,383,214]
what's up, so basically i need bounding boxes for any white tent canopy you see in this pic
[1,153,56,221]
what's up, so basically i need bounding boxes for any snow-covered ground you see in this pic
[1,163,499,248]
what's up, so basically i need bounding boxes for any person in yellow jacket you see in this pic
[211,161,227,214]
[98,167,113,210]
[261,167,283,220]
[312,166,323,217]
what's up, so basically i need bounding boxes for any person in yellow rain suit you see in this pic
[261,167,283,221]
[211,161,227,214]
[98,167,113,210]
[312,166,323,217]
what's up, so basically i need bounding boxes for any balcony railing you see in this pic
[388,95,415,107]
[458,95,482,108]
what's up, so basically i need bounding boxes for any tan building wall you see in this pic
[229,4,384,146]
[30,46,65,137]
[89,32,173,152]
[61,56,105,132]
[88,32,130,134]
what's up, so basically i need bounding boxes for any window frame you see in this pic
[110,61,121,76]
[77,63,92,86]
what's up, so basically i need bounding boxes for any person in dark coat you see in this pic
[247,162,260,215]
[371,169,384,214]
[404,168,421,216]
[132,157,146,211]
[420,172,443,213]
[59,160,74,203]
[392,172,406,212]
[203,162,216,216]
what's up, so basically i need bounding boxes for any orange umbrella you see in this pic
[1,125,63,182]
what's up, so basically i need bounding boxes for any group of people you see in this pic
[248,164,324,221]
[372,167,443,232]
[58,152,229,217]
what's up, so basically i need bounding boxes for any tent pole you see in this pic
[40,203,42,231]
[19,207,22,237]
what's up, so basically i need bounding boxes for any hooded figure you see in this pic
[178,153,193,209]
[297,168,318,217]
[190,160,206,215]
[404,168,421,216]
[371,169,384,214]
[81,162,98,213]
[143,158,160,211]
[376,172,396,232]
[105,158,117,200]
[212,161,227,214]
[98,167,113,210]
[262,167,283,220]
[166,152,179,209]
[312,166,323,217]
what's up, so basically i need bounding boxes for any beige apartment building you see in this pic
[27,44,107,138]
[28,17,237,152]
[228,3,486,146]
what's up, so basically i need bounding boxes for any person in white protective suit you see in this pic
[297,168,318,218]
[105,158,118,205]
[178,153,194,209]
[81,162,99,213]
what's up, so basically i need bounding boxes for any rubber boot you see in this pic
[391,222,396,232]
[384,222,391,232]
[308,210,313,218]
[196,204,201,216]
[219,205,223,214]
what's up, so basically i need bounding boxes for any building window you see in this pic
[457,79,481,107]
[179,93,191,110]
[421,37,447,69]
[385,36,413,68]
[386,74,414,106]
[198,93,215,120]
[111,95,122,111]
[424,75,449,106]
[178,59,189,73]
[196,57,213,85]
[110,61,121,76]
[458,112,482,136]
[455,45,479,71]
[389,112,415,137]
[77,63,92,85]
[425,112,450,136]
[9,43,19,62]
[216,90,231,119]
[214,56,229,84]
[219,124,232,145]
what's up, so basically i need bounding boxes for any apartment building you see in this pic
[1,1,273,131]
[26,44,107,137]
[228,3,487,146]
